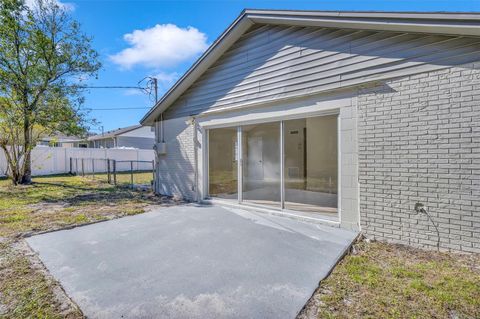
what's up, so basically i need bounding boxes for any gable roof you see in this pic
[87,124,143,141]
[140,9,480,125]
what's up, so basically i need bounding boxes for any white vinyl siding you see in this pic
[165,24,480,119]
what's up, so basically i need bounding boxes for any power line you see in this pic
[84,107,151,110]
[78,86,147,90]
[74,79,159,111]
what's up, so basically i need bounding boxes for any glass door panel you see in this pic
[284,115,338,216]
[241,122,281,208]
[208,127,238,199]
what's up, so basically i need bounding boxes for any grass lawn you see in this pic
[75,171,154,187]
[0,174,176,318]
[300,240,480,319]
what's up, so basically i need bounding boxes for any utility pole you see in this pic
[153,77,158,103]
[137,76,158,103]
[138,76,162,142]
[150,77,164,142]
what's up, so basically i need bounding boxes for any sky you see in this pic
[55,0,480,132]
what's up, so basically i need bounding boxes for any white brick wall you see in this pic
[339,102,360,230]
[358,62,480,253]
[156,116,196,200]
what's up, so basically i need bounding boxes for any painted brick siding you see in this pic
[157,117,196,200]
[358,63,480,253]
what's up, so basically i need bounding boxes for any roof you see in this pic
[140,9,480,125]
[87,124,143,141]
[39,133,85,143]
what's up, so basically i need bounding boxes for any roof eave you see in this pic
[248,13,480,37]
[88,124,143,141]
[243,9,480,21]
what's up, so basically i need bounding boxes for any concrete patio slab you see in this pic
[27,205,357,319]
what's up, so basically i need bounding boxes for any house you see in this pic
[37,134,88,148]
[87,124,154,149]
[141,10,480,253]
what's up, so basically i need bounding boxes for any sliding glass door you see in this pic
[208,127,238,199]
[241,122,281,208]
[207,114,338,218]
[283,115,338,216]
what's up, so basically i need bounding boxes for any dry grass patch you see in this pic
[0,240,83,319]
[300,240,480,319]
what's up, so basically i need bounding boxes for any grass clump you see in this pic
[313,241,480,319]
[0,241,82,319]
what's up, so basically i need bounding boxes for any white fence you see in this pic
[0,147,155,177]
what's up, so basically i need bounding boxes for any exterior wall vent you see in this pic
[154,142,167,155]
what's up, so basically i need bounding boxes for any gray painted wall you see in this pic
[89,137,154,149]
[89,139,115,149]
[116,136,154,150]
[165,24,480,119]
[156,117,197,200]
[358,62,480,253]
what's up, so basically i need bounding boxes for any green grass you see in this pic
[0,175,112,208]
[313,241,480,319]
[75,171,153,186]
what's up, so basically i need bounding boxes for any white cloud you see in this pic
[152,71,180,90]
[25,0,75,11]
[109,24,208,69]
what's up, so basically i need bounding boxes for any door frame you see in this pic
[203,110,341,222]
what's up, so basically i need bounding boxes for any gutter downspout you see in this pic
[154,119,162,194]
[160,113,165,142]
[191,117,199,202]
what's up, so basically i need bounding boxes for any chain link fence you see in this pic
[69,157,155,190]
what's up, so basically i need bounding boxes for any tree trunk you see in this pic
[1,145,20,185]
[21,148,32,184]
[20,110,32,184]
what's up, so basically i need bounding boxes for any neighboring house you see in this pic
[88,124,154,149]
[141,10,480,253]
[37,134,88,148]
